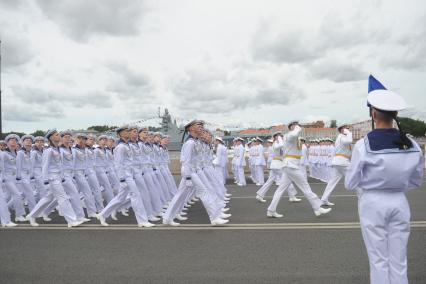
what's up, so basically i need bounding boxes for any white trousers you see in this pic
[237,166,246,186]
[4,176,26,217]
[29,177,78,223]
[0,185,11,225]
[257,169,298,199]
[255,165,265,185]
[17,176,36,212]
[358,190,410,284]
[163,172,222,223]
[321,165,347,202]
[133,172,155,218]
[74,172,98,216]
[85,169,104,211]
[141,170,164,215]
[100,178,148,224]
[268,167,322,213]
[96,169,115,204]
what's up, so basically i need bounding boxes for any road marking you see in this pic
[2,221,426,231]
[229,195,358,199]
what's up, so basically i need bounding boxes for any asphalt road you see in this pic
[1,178,425,284]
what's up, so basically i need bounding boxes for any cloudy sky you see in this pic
[1,0,425,133]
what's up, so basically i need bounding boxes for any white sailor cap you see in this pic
[20,134,35,143]
[128,125,139,131]
[367,75,407,111]
[87,134,96,140]
[107,136,116,141]
[337,124,349,132]
[272,131,282,137]
[76,133,88,139]
[34,136,45,142]
[116,125,130,134]
[60,130,73,137]
[5,134,20,143]
[215,137,224,143]
[45,129,58,140]
[162,135,171,139]
[236,137,244,142]
[267,138,273,143]
[184,120,205,131]
[98,135,108,141]
[298,137,306,142]
[138,127,149,133]
[255,137,263,142]
[153,132,163,137]
[287,121,299,129]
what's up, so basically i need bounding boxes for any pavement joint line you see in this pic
[2,221,426,230]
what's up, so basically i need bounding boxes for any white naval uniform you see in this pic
[98,139,149,225]
[139,140,164,215]
[16,148,37,211]
[253,144,266,185]
[28,145,78,224]
[345,129,424,284]
[163,136,222,223]
[159,145,178,196]
[0,154,13,226]
[129,140,156,219]
[321,131,352,203]
[94,146,115,204]
[85,147,104,211]
[256,139,284,199]
[267,126,323,213]
[2,149,26,218]
[213,143,228,185]
[235,144,246,186]
[30,148,47,201]
[72,146,98,216]
[105,147,120,195]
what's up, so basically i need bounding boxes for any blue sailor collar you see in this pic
[117,139,128,145]
[364,128,418,154]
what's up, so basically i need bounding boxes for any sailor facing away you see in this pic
[320,125,353,206]
[345,75,424,284]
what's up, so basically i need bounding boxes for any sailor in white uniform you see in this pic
[94,135,115,204]
[30,136,47,201]
[72,134,99,218]
[253,137,266,186]
[96,126,154,227]
[345,75,424,284]
[16,135,37,212]
[320,125,352,206]
[234,138,247,186]
[3,134,27,222]
[163,120,229,226]
[0,144,17,227]
[85,135,105,212]
[27,129,83,228]
[213,137,228,185]
[267,121,331,217]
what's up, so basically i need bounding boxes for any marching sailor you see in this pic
[345,75,424,284]
[266,121,331,217]
[320,126,352,206]
[213,136,228,185]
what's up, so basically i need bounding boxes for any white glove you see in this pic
[294,125,302,131]
[343,129,350,135]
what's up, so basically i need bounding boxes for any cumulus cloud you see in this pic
[13,87,113,108]
[35,0,147,41]
[4,102,64,122]
[169,63,305,115]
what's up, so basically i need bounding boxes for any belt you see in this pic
[335,154,351,159]
[272,157,282,161]
[285,155,301,159]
